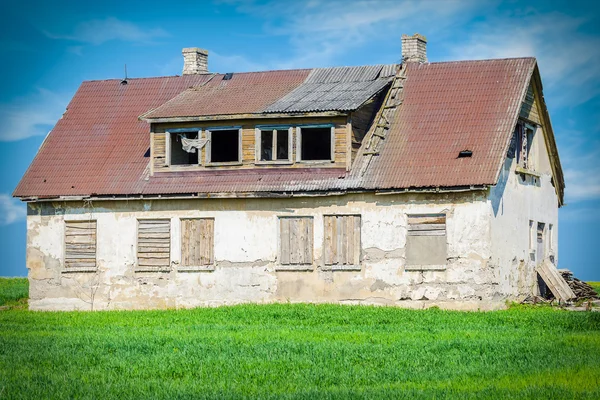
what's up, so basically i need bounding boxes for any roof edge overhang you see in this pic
[139,110,349,123]
[16,185,489,203]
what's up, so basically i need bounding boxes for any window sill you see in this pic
[255,160,293,166]
[515,166,541,177]
[404,265,447,271]
[321,265,362,271]
[62,267,97,273]
[296,160,334,165]
[275,265,314,271]
[134,266,171,273]
[178,265,215,272]
[205,162,243,167]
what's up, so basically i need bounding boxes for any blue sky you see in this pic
[0,0,598,279]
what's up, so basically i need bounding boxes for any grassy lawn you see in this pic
[0,278,599,399]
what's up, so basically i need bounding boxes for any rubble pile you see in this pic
[560,270,599,300]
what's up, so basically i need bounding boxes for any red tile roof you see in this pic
[358,58,537,189]
[142,69,311,118]
[14,58,544,199]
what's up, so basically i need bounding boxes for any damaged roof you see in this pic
[14,57,561,201]
[142,64,396,119]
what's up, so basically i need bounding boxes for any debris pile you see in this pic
[560,270,599,300]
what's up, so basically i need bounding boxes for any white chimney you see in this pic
[182,47,209,75]
[401,34,427,63]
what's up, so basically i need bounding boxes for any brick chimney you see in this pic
[401,34,427,63]
[182,47,209,74]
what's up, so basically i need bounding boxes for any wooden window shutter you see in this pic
[64,221,97,269]
[279,217,313,265]
[137,219,170,268]
[406,214,447,266]
[181,218,214,266]
[323,215,361,265]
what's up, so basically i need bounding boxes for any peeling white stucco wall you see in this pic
[26,191,512,311]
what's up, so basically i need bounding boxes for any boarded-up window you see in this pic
[181,218,214,266]
[64,221,97,269]
[406,214,447,266]
[323,215,361,265]
[279,217,313,265]
[137,219,170,269]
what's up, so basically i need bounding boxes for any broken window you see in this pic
[168,131,203,166]
[298,126,333,161]
[516,123,536,170]
[207,128,241,164]
[181,218,214,266]
[137,219,170,270]
[279,217,313,265]
[406,214,447,266]
[64,221,97,269]
[257,128,290,162]
[323,215,361,266]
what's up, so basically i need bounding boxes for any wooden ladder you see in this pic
[358,65,408,177]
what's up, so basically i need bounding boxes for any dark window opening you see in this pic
[458,150,472,158]
[301,127,331,161]
[260,129,289,161]
[210,129,239,163]
[170,132,199,165]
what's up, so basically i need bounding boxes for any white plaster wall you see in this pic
[488,125,560,297]
[26,191,502,311]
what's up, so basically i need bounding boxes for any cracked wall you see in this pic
[26,191,514,311]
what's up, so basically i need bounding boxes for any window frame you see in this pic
[254,125,293,165]
[276,216,314,271]
[404,213,448,271]
[322,214,362,270]
[62,220,98,273]
[179,217,216,272]
[135,218,172,273]
[296,124,336,163]
[205,126,243,166]
[165,128,203,167]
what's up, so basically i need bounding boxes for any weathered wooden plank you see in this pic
[345,215,354,265]
[280,218,290,265]
[536,261,575,302]
[137,258,170,266]
[139,219,171,225]
[407,215,446,225]
[65,254,96,260]
[65,261,96,268]
[353,215,361,265]
[138,246,170,254]
[207,218,214,265]
[324,216,333,265]
[66,243,96,250]
[338,216,346,265]
[138,232,170,239]
[65,235,96,244]
[137,252,170,259]
[138,225,170,232]
[65,228,96,236]
[408,224,446,232]
[65,222,97,230]
[137,238,170,245]
[408,230,446,236]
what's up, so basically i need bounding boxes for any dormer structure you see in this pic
[14,35,566,311]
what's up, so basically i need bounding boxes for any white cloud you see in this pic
[0,194,26,226]
[43,17,168,45]
[226,0,480,69]
[0,88,69,142]
[446,12,600,107]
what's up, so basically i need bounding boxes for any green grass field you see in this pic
[589,281,600,296]
[0,278,599,399]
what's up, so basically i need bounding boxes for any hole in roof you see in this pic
[458,150,473,158]
[223,73,233,80]
[144,148,150,158]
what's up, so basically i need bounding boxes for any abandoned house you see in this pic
[14,34,565,311]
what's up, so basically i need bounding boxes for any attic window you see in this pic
[516,122,536,170]
[458,150,472,158]
[257,127,291,163]
[169,131,201,166]
[206,127,242,165]
[297,126,334,162]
